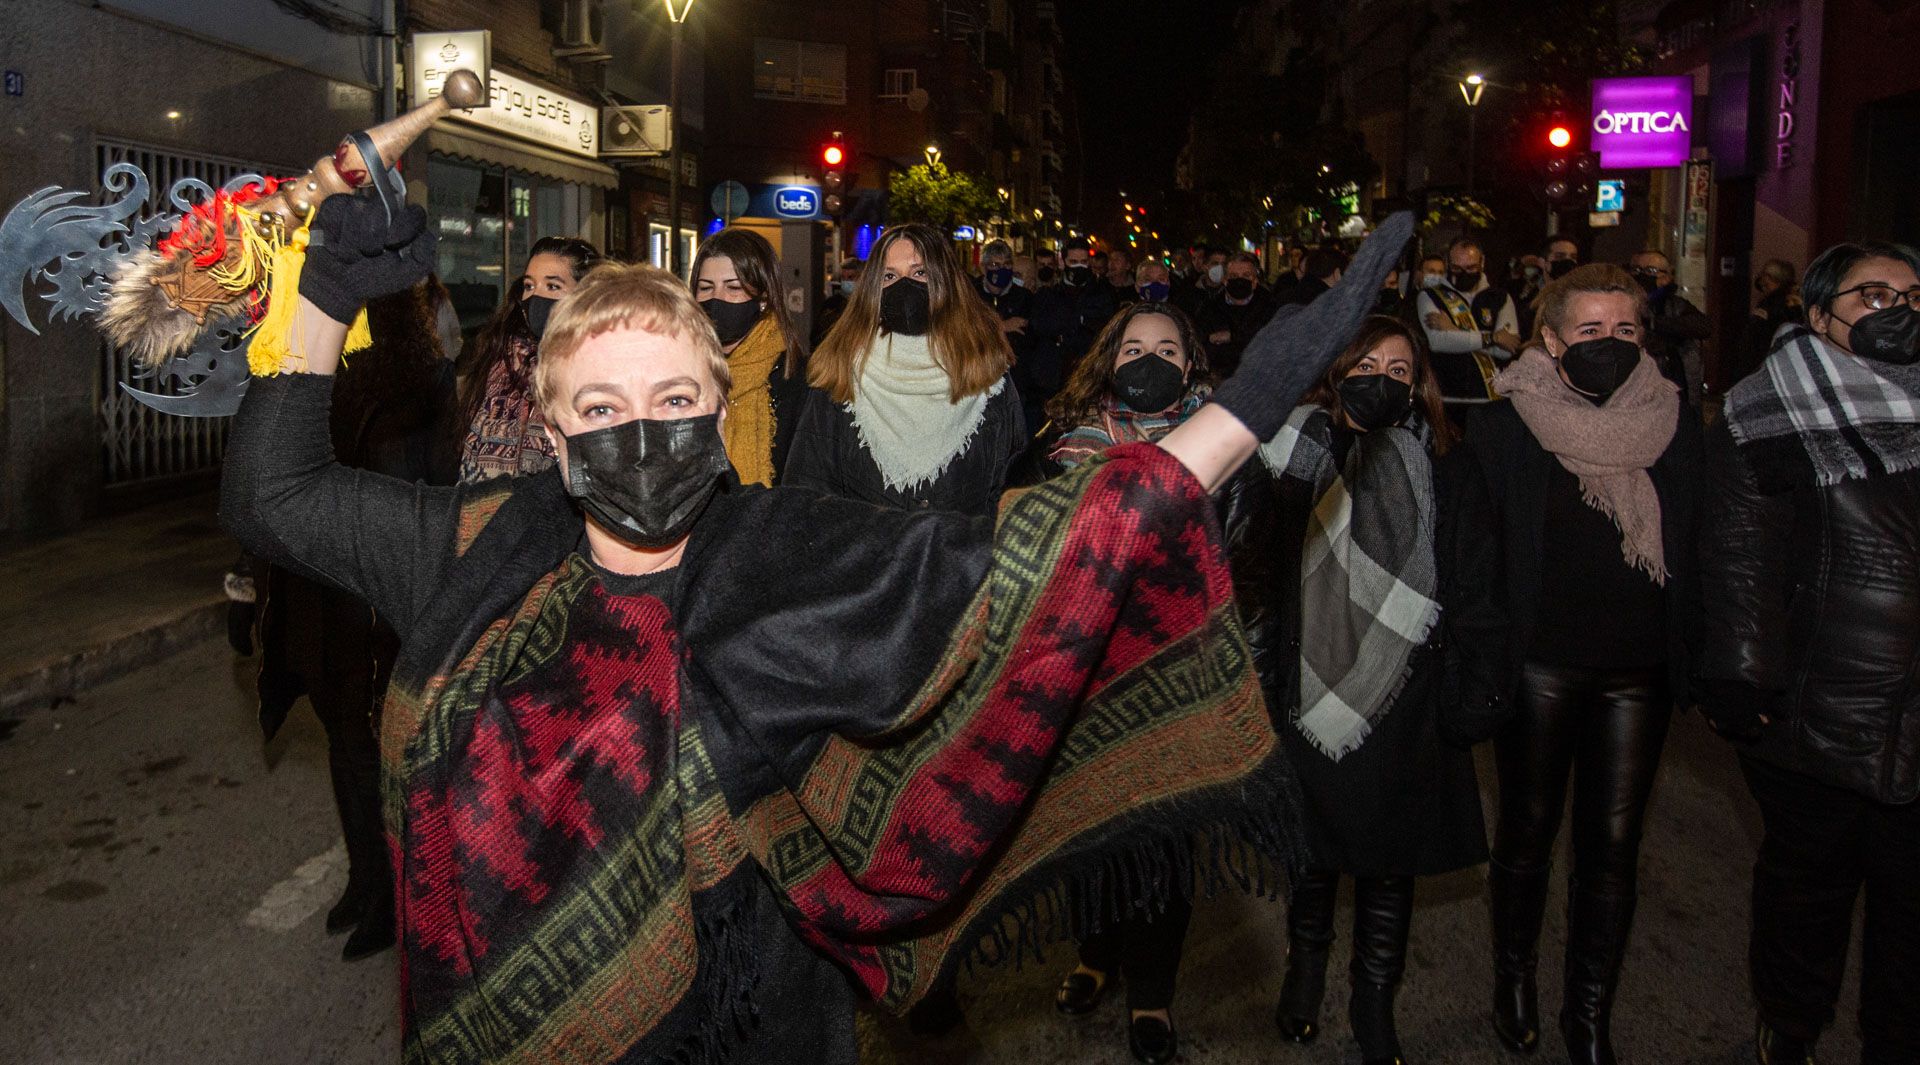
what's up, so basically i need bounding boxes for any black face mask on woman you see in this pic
[561,414,733,549]
[1112,354,1186,413]
[524,295,558,339]
[1337,373,1415,431]
[1838,305,1920,365]
[700,297,762,347]
[1557,336,1641,403]
[880,278,932,336]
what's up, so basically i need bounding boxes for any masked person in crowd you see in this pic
[976,239,1034,351]
[1736,258,1805,388]
[456,235,601,482]
[1701,241,1920,1065]
[691,229,809,486]
[1197,252,1280,376]
[1036,301,1217,1064]
[1013,253,1039,291]
[1239,316,1482,1065]
[1028,236,1120,434]
[1374,267,1413,322]
[1545,238,1581,281]
[1418,237,1523,426]
[250,279,457,964]
[1177,246,1230,318]
[220,192,1417,1065]
[1107,247,1138,304]
[813,257,863,347]
[786,224,1026,516]
[1628,250,1710,405]
[1446,264,1701,1065]
[1135,259,1174,305]
[1036,247,1062,287]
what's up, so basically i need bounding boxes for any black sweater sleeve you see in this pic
[218,372,466,640]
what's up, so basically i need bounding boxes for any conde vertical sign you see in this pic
[1590,76,1694,169]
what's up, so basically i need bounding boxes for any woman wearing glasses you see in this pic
[1701,241,1920,1065]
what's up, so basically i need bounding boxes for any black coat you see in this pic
[1026,282,1118,422]
[782,376,1026,517]
[1699,419,1920,804]
[1444,400,1703,739]
[1228,428,1487,878]
[1194,289,1281,377]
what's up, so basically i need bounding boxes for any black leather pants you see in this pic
[1078,897,1193,1012]
[1492,662,1671,1046]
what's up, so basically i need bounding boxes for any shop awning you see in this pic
[427,126,621,189]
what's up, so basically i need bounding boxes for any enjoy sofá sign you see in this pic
[1590,76,1694,169]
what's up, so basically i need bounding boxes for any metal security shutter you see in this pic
[92,140,285,486]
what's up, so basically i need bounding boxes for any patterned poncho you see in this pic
[222,373,1307,1065]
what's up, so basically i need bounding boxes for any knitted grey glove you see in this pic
[1210,211,1415,441]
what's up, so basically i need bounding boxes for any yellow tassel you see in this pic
[245,211,374,374]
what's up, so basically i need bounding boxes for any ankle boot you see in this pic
[1754,1018,1817,1065]
[1489,858,1551,1054]
[1275,870,1338,1043]
[1349,876,1412,1064]
[1559,879,1635,1065]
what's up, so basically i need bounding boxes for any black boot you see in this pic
[1350,876,1412,1065]
[324,888,366,934]
[1559,879,1635,1065]
[342,888,395,961]
[1276,870,1338,1044]
[1489,858,1550,1054]
[1753,1019,1817,1064]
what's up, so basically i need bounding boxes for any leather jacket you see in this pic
[1700,419,1920,804]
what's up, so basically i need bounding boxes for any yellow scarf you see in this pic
[723,315,785,486]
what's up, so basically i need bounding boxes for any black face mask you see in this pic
[1064,264,1095,287]
[1547,259,1577,280]
[1447,269,1482,292]
[1037,265,1058,284]
[562,414,733,549]
[1337,373,1415,431]
[880,277,932,336]
[1225,277,1257,301]
[1839,305,1920,365]
[1557,336,1642,403]
[1631,270,1663,295]
[524,295,558,339]
[1112,354,1186,413]
[700,297,762,347]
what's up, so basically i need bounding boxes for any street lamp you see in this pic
[1458,72,1486,196]
[924,144,942,168]
[665,0,697,276]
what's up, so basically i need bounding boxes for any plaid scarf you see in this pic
[381,443,1305,1064]
[1257,406,1439,761]
[1048,387,1210,470]
[1724,326,1920,491]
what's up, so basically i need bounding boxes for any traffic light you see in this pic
[821,132,848,215]
[1535,111,1597,208]
[1547,124,1573,150]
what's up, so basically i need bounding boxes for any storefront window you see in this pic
[647,222,697,277]
[430,156,596,338]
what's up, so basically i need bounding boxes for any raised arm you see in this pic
[218,196,461,637]
[1160,211,1414,491]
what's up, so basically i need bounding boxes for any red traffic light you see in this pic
[1547,126,1573,150]
[823,144,845,167]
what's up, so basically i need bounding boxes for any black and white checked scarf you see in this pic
[1258,406,1440,761]
[1724,327,1920,490]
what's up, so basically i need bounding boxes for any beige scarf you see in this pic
[1494,347,1679,584]
[723,315,785,487]
[849,333,1002,492]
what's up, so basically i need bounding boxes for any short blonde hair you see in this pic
[534,261,732,413]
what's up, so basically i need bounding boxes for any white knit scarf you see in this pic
[848,332,1003,492]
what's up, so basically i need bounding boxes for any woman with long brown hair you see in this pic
[1449,265,1700,1065]
[1236,315,1482,1065]
[785,223,1022,516]
[455,235,601,483]
[690,228,808,484]
[1035,300,1214,478]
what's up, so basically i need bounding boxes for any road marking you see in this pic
[244,843,347,932]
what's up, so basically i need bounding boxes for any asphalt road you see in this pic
[0,635,1863,1064]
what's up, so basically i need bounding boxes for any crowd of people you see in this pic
[219,195,1917,1065]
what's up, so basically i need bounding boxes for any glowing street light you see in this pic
[1458,72,1488,194]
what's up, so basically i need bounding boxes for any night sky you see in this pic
[1056,0,1247,206]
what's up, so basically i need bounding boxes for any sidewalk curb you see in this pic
[0,598,227,716]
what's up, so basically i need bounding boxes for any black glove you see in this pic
[1701,678,1772,745]
[297,193,436,325]
[1210,211,1415,442]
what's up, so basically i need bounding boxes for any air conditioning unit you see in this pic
[601,105,671,157]
[554,0,611,63]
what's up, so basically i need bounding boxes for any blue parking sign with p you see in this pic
[1595,180,1626,214]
